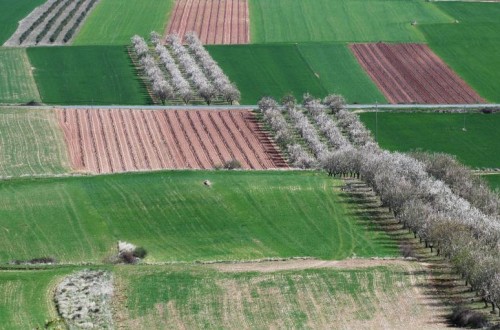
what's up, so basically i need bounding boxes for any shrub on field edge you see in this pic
[223,160,242,170]
[115,241,147,264]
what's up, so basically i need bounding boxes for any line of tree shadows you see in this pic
[338,177,500,328]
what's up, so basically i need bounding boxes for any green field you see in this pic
[360,112,500,169]
[0,108,69,177]
[73,0,173,45]
[250,0,453,43]
[418,3,500,103]
[0,171,398,263]
[117,263,435,328]
[0,268,74,329]
[27,46,150,105]
[0,48,40,104]
[208,43,386,104]
[0,0,45,44]
[484,175,500,191]
[297,43,387,104]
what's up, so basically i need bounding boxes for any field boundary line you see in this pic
[3,103,500,111]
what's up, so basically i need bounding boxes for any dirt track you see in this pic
[350,43,484,104]
[167,0,249,44]
[211,258,427,273]
[57,108,287,173]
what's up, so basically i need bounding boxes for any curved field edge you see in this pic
[0,0,45,44]
[0,107,70,177]
[0,170,399,263]
[26,46,151,105]
[360,112,500,169]
[115,262,448,329]
[0,267,75,329]
[73,0,174,45]
[0,48,41,104]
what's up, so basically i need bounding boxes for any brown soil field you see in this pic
[350,43,484,104]
[57,108,287,173]
[166,0,249,44]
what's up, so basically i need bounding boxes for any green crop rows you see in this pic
[27,46,151,105]
[0,170,398,263]
[250,0,453,43]
[208,43,386,104]
[360,112,500,169]
[0,48,40,104]
[73,0,173,45]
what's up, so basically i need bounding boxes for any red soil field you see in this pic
[57,108,287,173]
[167,0,249,44]
[350,43,484,104]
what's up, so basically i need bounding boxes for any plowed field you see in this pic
[167,0,249,44]
[57,108,286,173]
[350,43,484,104]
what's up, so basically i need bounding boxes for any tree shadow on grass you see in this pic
[337,177,500,327]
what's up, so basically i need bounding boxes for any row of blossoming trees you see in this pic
[130,32,240,105]
[259,94,500,313]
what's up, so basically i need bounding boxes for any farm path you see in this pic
[211,258,428,273]
[14,103,498,111]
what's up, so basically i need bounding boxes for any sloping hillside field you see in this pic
[27,46,150,105]
[250,0,453,43]
[207,43,385,104]
[73,0,173,45]
[0,107,69,177]
[57,108,287,172]
[0,48,40,104]
[350,43,483,104]
[418,2,500,103]
[360,112,500,168]
[116,263,446,329]
[167,0,249,44]
[0,171,398,263]
[0,268,75,329]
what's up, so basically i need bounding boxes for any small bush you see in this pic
[120,251,137,264]
[449,306,489,328]
[223,159,242,170]
[133,246,147,259]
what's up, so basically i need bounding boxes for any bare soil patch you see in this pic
[119,260,449,329]
[350,43,484,104]
[167,0,249,44]
[211,258,426,273]
[57,108,287,173]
